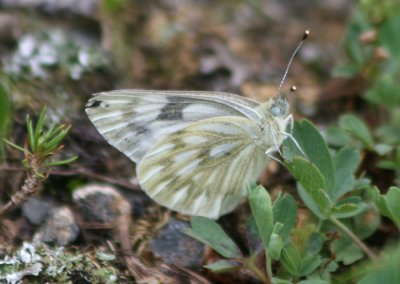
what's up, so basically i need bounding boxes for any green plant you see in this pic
[0,75,12,159]
[329,8,400,185]
[186,120,398,283]
[0,107,77,217]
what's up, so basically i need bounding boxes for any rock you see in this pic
[151,218,205,269]
[34,206,79,246]
[22,197,56,225]
[73,184,131,224]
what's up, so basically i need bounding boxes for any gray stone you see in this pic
[22,197,55,225]
[34,206,79,246]
[151,218,205,269]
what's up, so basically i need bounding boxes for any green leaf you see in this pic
[286,157,331,219]
[0,77,12,158]
[43,155,78,167]
[247,185,273,252]
[353,205,381,239]
[204,259,241,273]
[299,255,322,277]
[26,115,36,152]
[364,76,400,108]
[325,126,353,147]
[298,280,329,284]
[333,237,364,265]
[34,107,47,149]
[3,139,28,154]
[272,278,293,284]
[286,157,326,195]
[281,243,302,276]
[358,246,400,284]
[304,233,325,257]
[43,128,69,151]
[331,203,366,219]
[339,114,374,150]
[268,224,284,260]
[273,194,297,241]
[343,9,370,65]
[298,186,332,220]
[376,187,400,229]
[379,13,400,60]
[333,147,360,200]
[281,242,321,277]
[286,120,335,192]
[186,217,242,258]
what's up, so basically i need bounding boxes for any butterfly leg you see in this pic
[282,131,305,156]
[265,146,284,166]
[284,114,294,133]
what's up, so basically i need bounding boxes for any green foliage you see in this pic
[373,186,400,230]
[331,8,400,185]
[0,75,12,159]
[4,107,77,178]
[187,5,400,283]
[103,0,127,13]
[358,246,400,284]
[284,120,367,223]
[187,117,399,283]
[185,217,243,259]
[338,115,374,150]
[273,194,297,242]
[247,185,274,253]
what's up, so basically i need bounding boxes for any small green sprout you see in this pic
[0,107,77,217]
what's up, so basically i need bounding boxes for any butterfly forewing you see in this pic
[85,89,263,163]
[137,116,268,219]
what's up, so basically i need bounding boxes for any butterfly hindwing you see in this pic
[137,116,268,219]
[85,89,263,163]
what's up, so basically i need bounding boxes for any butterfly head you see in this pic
[270,97,289,118]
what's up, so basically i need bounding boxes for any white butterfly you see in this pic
[85,90,294,219]
[85,31,308,219]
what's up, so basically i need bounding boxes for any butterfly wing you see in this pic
[85,89,263,163]
[137,116,268,219]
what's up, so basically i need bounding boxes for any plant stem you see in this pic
[266,255,273,283]
[0,173,41,218]
[246,259,270,284]
[329,216,377,260]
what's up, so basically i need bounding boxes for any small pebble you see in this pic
[22,197,55,225]
[151,218,205,269]
[34,206,79,246]
[73,184,131,224]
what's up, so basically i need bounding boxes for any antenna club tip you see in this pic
[290,85,297,92]
[303,30,310,40]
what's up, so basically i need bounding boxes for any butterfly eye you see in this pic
[271,106,281,116]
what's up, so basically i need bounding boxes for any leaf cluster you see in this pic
[4,107,77,178]
[187,120,400,283]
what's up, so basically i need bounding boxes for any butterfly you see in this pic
[85,89,296,218]
[85,31,308,219]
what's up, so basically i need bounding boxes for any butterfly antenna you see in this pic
[276,30,309,97]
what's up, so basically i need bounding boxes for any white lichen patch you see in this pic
[0,242,119,283]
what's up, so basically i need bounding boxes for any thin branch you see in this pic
[0,164,141,191]
[0,173,42,218]
[329,216,377,260]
